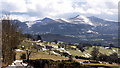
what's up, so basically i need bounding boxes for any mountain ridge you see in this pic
[10,15,118,47]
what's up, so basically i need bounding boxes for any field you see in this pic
[16,40,120,67]
[16,51,68,61]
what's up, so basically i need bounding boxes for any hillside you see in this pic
[15,39,120,67]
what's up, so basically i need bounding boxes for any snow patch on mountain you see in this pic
[26,21,37,28]
[86,30,98,34]
[69,15,94,26]
[60,18,70,22]
[56,18,70,23]
[79,15,94,26]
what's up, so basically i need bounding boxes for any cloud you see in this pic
[10,14,39,22]
[2,0,27,12]
[1,0,119,21]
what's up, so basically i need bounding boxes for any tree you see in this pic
[109,53,118,63]
[36,35,42,40]
[20,40,36,61]
[91,47,100,60]
[2,15,22,66]
[109,44,114,47]
[53,40,58,44]
[77,45,85,52]
[98,54,108,61]
[68,55,73,62]
[24,34,32,39]
[109,44,114,49]
[26,50,32,61]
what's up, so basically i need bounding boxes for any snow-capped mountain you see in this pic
[25,15,96,27]
[69,15,94,26]
[12,15,118,47]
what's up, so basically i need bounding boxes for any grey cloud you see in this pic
[2,2,18,11]
[105,2,117,9]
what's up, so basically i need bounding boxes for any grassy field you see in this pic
[16,40,120,67]
[16,50,120,67]
[16,51,68,61]
[68,49,84,56]
[30,51,68,60]
[17,40,119,60]
[70,46,118,57]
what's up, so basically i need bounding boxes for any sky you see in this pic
[1,0,119,21]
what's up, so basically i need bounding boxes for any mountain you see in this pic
[41,17,57,24]
[69,15,94,26]
[10,20,28,33]
[15,15,118,47]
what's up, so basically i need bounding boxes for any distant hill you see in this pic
[40,33,81,43]
[10,15,118,47]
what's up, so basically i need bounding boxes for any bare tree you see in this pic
[2,14,22,66]
[20,40,35,61]
[26,50,32,61]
